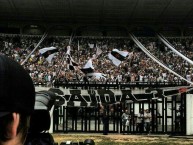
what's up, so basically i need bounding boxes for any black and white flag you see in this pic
[80,59,94,74]
[67,55,78,70]
[39,47,58,63]
[108,49,128,66]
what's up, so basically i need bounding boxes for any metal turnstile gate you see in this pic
[53,93,186,135]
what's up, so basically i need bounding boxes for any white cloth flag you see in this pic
[66,45,71,55]
[39,47,58,63]
[108,49,128,66]
[67,55,79,71]
[81,59,94,74]
[46,53,55,63]
[83,59,94,69]
[88,43,94,48]
[96,45,102,56]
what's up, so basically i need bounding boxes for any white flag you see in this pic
[108,49,128,66]
[80,59,94,74]
[39,47,58,63]
[66,45,71,55]
[96,45,102,57]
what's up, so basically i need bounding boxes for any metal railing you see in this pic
[51,81,188,90]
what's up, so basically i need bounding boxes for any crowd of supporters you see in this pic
[0,34,193,85]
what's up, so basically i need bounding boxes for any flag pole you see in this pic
[21,31,48,65]
[78,40,80,63]
[53,30,76,84]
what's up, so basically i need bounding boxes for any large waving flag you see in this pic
[39,47,58,63]
[108,49,128,66]
[66,55,79,70]
[80,59,94,74]
[92,45,103,59]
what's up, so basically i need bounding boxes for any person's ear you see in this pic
[6,113,20,139]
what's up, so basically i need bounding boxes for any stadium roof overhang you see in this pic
[1,0,193,27]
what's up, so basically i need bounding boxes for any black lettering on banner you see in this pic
[115,95,122,102]
[69,90,85,102]
[81,95,91,102]
[87,90,98,103]
[56,88,160,106]
[94,95,100,103]
[61,89,133,106]
[97,89,115,103]
[63,95,71,101]
[69,94,85,102]
[121,90,131,102]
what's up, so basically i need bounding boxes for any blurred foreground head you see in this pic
[0,54,35,145]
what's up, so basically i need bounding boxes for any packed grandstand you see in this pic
[0,33,192,85]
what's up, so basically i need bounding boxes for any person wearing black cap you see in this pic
[0,55,35,145]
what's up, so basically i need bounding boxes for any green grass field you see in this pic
[52,134,193,145]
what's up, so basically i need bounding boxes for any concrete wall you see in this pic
[186,94,193,135]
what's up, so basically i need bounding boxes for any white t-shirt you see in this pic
[137,113,143,123]
[144,112,151,123]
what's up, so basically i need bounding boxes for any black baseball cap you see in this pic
[0,54,35,117]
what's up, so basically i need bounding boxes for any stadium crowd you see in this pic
[0,34,193,85]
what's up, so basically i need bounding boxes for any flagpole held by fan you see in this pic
[52,30,76,85]
[21,30,49,65]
